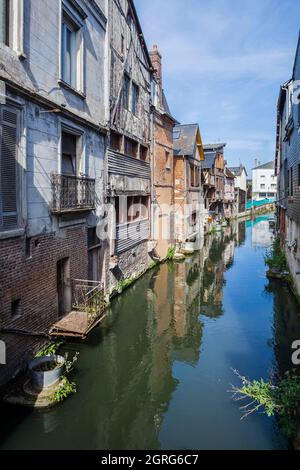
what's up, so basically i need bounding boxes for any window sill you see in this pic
[0,228,25,240]
[58,79,86,100]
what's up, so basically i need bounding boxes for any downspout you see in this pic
[150,107,155,241]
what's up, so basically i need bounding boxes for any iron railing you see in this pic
[51,173,96,213]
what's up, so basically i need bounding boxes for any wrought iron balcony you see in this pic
[51,173,96,214]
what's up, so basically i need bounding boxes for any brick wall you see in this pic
[0,226,88,386]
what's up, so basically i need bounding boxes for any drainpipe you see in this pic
[150,107,155,241]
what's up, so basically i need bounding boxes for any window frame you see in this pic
[123,74,131,110]
[131,81,139,116]
[60,5,85,95]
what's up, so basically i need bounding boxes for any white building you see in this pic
[252,161,277,201]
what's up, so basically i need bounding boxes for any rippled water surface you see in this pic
[1,215,300,450]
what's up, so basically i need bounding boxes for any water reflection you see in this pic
[0,215,297,450]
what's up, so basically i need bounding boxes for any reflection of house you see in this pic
[202,143,226,215]
[252,219,275,248]
[228,165,248,215]
[150,45,177,259]
[252,161,277,201]
[107,0,153,288]
[0,0,107,385]
[173,124,205,246]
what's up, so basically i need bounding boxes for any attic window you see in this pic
[173,130,180,140]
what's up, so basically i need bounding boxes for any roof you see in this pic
[162,90,178,123]
[228,165,248,177]
[225,168,235,179]
[173,124,199,157]
[128,0,152,69]
[202,152,216,169]
[252,161,275,171]
[203,143,226,151]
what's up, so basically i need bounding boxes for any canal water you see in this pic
[1,215,300,450]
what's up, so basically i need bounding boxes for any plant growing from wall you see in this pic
[52,352,79,403]
[166,246,176,261]
[264,237,288,273]
[53,376,77,403]
[35,341,65,358]
[118,277,135,293]
[231,369,300,438]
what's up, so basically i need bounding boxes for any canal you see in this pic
[1,215,300,450]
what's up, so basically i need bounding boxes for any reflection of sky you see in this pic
[251,217,275,248]
[160,220,287,450]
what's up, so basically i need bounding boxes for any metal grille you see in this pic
[51,173,96,213]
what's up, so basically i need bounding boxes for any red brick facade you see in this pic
[0,227,88,386]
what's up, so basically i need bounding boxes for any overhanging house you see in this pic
[276,34,300,297]
[173,124,205,248]
[106,0,153,289]
[0,0,107,385]
[202,143,226,216]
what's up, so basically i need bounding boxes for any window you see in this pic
[124,137,138,158]
[259,193,267,198]
[271,184,277,189]
[11,298,21,318]
[121,34,125,55]
[131,82,139,115]
[260,175,266,178]
[190,164,200,188]
[127,196,149,223]
[290,167,294,197]
[140,145,148,162]
[61,131,77,175]
[0,0,9,46]
[61,10,83,91]
[260,184,265,189]
[123,74,131,110]
[110,131,122,152]
[0,105,19,231]
[62,15,77,87]
[165,151,171,169]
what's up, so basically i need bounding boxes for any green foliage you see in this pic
[209,225,217,235]
[231,370,300,438]
[35,341,64,358]
[166,246,176,261]
[64,352,79,375]
[264,237,288,272]
[118,277,134,292]
[53,376,76,403]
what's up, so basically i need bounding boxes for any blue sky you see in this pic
[134,0,300,173]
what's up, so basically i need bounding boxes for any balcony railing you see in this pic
[51,173,96,214]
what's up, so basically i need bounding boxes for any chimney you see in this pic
[150,44,162,87]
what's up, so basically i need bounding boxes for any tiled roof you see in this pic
[252,161,275,170]
[173,124,199,157]
[202,152,216,169]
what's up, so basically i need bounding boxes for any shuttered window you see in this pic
[0,105,19,231]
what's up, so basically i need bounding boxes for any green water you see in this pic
[1,215,299,450]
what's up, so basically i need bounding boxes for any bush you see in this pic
[265,238,287,272]
[231,370,300,438]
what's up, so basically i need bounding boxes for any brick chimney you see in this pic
[150,44,162,87]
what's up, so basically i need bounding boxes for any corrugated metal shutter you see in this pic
[0,106,19,231]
